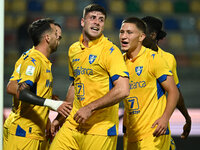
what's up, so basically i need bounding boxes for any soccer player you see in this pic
[142,16,191,139]
[50,4,129,150]
[5,18,72,150]
[119,17,179,150]
[3,22,64,149]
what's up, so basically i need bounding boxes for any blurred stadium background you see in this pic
[4,0,200,149]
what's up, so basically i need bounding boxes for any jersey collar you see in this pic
[32,47,51,64]
[79,34,104,49]
[125,46,147,62]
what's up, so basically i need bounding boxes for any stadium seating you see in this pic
[44,0,59,13]
[27,0,43,12]
[141,0,158,13]
[163,17,180,30]
[173,1,189,13]
[11,0,27,12]
[179,16,196,31]
[190,0,200,13]
[168,33,184,50]
[158,0,173,14]
[125,0,141,13]
[109,0,125,14]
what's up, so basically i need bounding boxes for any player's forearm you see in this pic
[6,80,18,95]
[64,82,75,104]
[162,88,179,120]
[176,91,191,120]
[17,82,64,111]
[86,77,129,112]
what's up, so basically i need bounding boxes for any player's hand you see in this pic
[181,117,191,139]
[57,102,72,118]
[152,116,169,137]
[50,119,62,137]
[74,106,92,124]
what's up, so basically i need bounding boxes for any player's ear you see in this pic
[139,33,146,42]
[81,18,84,28]
[44,33,50,43]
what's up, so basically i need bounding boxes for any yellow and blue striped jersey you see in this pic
[157,46,180,88]
[123,46,172,142]
[65,34,129,136]
[9,47,53,140]
[4,49,32,129]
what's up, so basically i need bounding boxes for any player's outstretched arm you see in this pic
[176,90,191,139]
[152,75,179,137]
[73,76,129,124]
[16,82,72,115]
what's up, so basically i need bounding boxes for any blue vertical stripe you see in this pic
[109,77,114,90]
[157,80,165,100]
[157,75,167,100]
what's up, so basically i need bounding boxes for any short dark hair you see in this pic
[83,4,106,19]
[122,17,146,34]
[142,16,166,41]
[28,18,55,46]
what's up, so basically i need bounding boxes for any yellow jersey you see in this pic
[9,47,53,140]
[157,46,180,88]
[124,46,172,142]
[65,34,129,136]
[4,49,32,129]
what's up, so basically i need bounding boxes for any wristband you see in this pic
[44,99,63,111]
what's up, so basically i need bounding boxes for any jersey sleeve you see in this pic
[68,47,75,81]
[101,45,129,82]
[18,56,41,87]
[68,56,74,81]
[9,55,24,81]
[149,53,172,83]
[171,55,180,88]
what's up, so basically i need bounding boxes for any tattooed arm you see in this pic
[16,82,72,116]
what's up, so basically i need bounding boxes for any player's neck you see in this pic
[35,44,50,58]
[127,45,142,60]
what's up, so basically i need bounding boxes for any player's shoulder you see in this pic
[23,50,43,65]
[158,48,176,65]
[146,48,158,58]
[69,41,80,50]
[68,41,81,56]
[102,37,121,54]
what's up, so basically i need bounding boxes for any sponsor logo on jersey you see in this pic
[89,55,97,64]
[74,67,93,77]
[72,58,80,63]
[126,97,140,114]
[135,66,143,76]
[25,65,35,76]
[129,80,146,89]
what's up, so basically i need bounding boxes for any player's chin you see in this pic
[121,47,129,53]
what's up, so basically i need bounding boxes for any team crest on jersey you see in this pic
[89,55,97,64]
[135,66,143,76]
